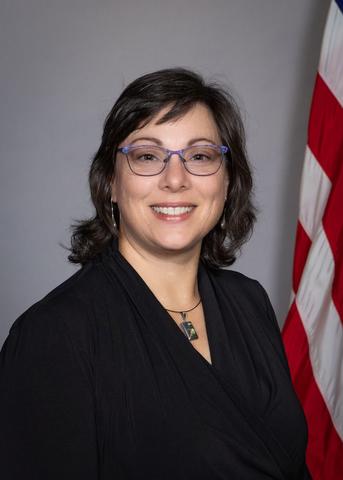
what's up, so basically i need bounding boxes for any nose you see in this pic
[158,152,190,191]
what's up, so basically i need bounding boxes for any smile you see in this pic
[151,206,194,216]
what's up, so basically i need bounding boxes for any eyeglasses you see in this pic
[117,144,229,176]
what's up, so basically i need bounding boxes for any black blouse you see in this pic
[0,240,310,479]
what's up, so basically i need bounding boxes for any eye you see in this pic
[131,147,163,162]
[186,146,217,162]
[138,153,158,162]
[191,153,210,161]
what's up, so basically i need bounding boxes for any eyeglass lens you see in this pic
[125,145,223,176]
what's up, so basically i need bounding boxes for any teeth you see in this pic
[152,206,193,215]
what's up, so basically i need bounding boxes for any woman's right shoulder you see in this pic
[2,260,113,358]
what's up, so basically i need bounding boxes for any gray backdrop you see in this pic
[0,0,330,347]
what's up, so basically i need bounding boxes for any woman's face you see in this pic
[111,102,229,259]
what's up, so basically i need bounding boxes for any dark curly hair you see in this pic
[68,67,256,268]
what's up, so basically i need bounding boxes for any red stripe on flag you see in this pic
[292,221,312,294]
[308,70,343,322]
[308,73,343,182]
[283,303,343,478]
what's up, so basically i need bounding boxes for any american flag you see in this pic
[282,0,343,478]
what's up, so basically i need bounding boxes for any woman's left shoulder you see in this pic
[208,267,270,308]
[208,267,288,360]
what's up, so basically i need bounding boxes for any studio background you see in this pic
[0,0,330,347]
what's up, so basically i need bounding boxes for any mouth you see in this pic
[150,204,196,220]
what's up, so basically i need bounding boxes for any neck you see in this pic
[118,235,201,311]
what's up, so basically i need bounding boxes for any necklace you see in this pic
[166,299,201,341]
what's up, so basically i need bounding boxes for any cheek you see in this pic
[206,176,228,204]
[112,174,153,208]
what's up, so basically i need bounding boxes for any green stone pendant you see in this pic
[179,312,199,341]
[180,321,198,341]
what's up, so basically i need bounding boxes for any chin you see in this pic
[152,237,202,256]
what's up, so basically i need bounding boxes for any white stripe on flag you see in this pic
[295,223,343,440]
[319,0,343,106]
[298,146,331,240]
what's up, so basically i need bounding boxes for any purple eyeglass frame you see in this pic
[117,144,229,177]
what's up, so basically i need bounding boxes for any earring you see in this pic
[221,202,227,229]
[110,199,117,233]
[221,211,226,229]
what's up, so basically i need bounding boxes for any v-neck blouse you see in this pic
[0,241,310,479]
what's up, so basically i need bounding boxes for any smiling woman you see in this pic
[68,68,255,269]
[0,68,311,479]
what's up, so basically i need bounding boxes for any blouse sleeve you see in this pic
[0,306,98,480]
[256,281,294,372]
[257,282,313,479]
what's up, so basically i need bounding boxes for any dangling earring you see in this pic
[221,200,227,229]
[220,210,226,229]
[110,199,117,233]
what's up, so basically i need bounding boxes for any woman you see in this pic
[0,68,310,479]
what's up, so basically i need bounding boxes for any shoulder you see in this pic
[207,267,289,366]
[2,259,112,359]
[208,266,277,326]
[207,267,268,307]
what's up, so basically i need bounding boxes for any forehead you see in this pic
[124,103,221,145]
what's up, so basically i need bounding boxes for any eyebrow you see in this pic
[129,137,163,145]
[187,137,218,146]
[128,136,218,146]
